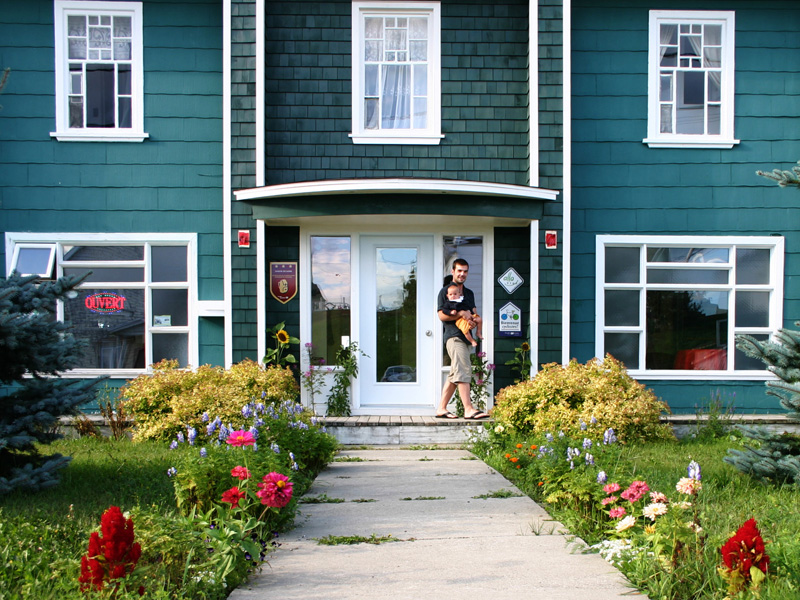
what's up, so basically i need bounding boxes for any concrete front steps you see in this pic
[319,415,491,445]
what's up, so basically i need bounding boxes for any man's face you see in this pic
[451,264,469,284]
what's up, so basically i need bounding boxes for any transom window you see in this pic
[52,1,147,142]
[597,236,784,376]
[6,235,194,373]
[645,11,737,148]
[351,1,442,145]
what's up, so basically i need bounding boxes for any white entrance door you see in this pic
[357,235,436,412]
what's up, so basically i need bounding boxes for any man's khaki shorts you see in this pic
[446,337,472,384]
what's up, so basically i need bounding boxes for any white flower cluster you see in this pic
[590,539,641,567]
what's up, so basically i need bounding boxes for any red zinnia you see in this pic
[256,472,294,508]
[226,430,256,447]
[221,486,247,508]
[231,465,251,480]
[721,518,770,580]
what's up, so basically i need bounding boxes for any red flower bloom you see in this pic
[78,506,142,593]
[222,486,247,508]
[620,480,650,503]
[721,518,770,580]
[231,465,251,480]
[226,430,256,447]
[256,472,294,508]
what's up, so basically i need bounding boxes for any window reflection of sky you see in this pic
[376,247,416,311]
[311,237,351,307]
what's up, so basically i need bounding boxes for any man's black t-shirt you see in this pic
[437,285,476,345]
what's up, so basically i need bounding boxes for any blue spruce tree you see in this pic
[0,273,102,494]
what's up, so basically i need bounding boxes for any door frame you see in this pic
[299,221,496,414]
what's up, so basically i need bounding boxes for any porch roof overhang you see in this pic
[234,178,559,222]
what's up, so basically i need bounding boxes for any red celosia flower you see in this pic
[226,430,256,447]
[256,472,294,508]
[721,518,770,580]
[78,506,142,593]
[231,465,251,480]
[222,486,247,508]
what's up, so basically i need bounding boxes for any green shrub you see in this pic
[492,355,674,443]
[120,359,299,442]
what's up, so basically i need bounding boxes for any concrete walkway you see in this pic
[229,448,642,600]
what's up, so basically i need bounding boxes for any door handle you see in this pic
[425,330,433,336]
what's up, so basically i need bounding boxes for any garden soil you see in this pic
[228,448,642,600]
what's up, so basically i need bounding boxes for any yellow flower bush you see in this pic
[121,359,299,441]
[492,355,674,443]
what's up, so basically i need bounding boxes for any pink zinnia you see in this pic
[621,480,650,503]
[601,495,618,506]
[603,482,621,494]
[231,466,251,480]
[221,486,247,508]
[650,491,668,504]
[609,506,627,519]
[256,472,294,508]
[676,477,702,496]
[226,430,256,447]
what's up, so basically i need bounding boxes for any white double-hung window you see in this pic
[52,1,147,142]
[351,1,442,145]
[597,236,784,378]
[644,10,737,148]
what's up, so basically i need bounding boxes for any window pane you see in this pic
[660,74,672,102]
[605,247,640,283]
[647,268,727,284]
[736,248,770,284]
[365,40,381,62]
[605,290,639,326]
[661,24,677,45]
[151,246,187,281]
[152,289,188,327]
[704,47,721,69]
[409,17,427,39]
[69,38,87,60]
[364,17,382,38]
[14,247,55,276]
[114,16,132,38]
[63,245,144,261]
[734,333,769,370]
[364,98,379,129]
[152,333,188,368]
[735,291,769,328]
[375,247,417,382]
[89,25,112,50]
[311,237,351,364]
[707,72,720,102]
[647,247,728,263]
[365,64,379,97]
[413,97,427,129]
[646,290,728,370]
[680,35,701,58]
[707,104,720,135]
[605,333,639,369]
[381,65,411,129]
[118,97,132,128]
[86,64,116,127]
[704,24,721,46]
[63,267,144,282]
[676,71,705,134]
[413,64,427,96]
[65,288,145,369]
[118,64,131,95]
[660,104,672,133]
[68,15,86,36]
[69,96,84,128]
[410,40,427,61]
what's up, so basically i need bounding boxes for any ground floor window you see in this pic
[597,235,783,375]
[6,234,194,373]
[310,236,351,364]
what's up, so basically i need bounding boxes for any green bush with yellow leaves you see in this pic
[120,359,299,441]
[492,355,674,443]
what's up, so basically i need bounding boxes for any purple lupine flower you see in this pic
[687,460,702,481]
[603,428,617,445]
[583,437,593,450]
[167,467,177,477]
[169,440,178,450]
[585,453,594,466]
[597,470,608,484]
[199,447,207,458]
[187,427,197,446]
[201,412,210,423]
[176,432,185,444]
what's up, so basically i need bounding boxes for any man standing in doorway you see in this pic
[435,259,490,420]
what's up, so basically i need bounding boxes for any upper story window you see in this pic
[351,1,442,145]
[597,236,783,378]
[644,11,737,149]
[51,1,148,142]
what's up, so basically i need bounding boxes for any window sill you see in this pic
[630,370,775,381]
[643,137,740,149]
[50,130,149,143]
[350,133,444,145]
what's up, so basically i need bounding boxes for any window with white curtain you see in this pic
[51,1,148,142]
[644,11,737,148]
[351,1,442,145]
[596,236,784,378]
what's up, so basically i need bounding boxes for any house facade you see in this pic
[2,0,798,415]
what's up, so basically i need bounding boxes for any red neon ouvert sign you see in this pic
[85,292,127,314]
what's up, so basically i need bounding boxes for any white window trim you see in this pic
[10,243,57,278]
[5,232,196,378]
[643,10,738,149]
[350,1,443,145]
[596,235,784,380]
[51,0,148,143]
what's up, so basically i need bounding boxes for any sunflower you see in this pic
[276,329,290,344]
[520,342,530,352]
